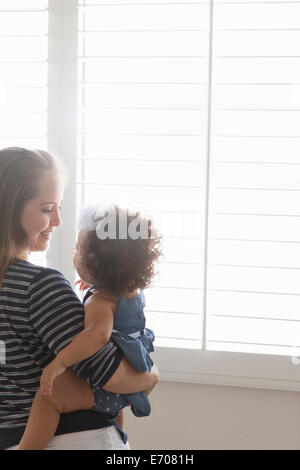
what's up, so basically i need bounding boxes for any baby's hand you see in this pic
[75,279,91,291]
[40,359,66,396]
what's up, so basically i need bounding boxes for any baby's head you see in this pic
[74,204,162,293]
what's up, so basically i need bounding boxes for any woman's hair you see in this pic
[0,147,63,289]
[80,205,162,293]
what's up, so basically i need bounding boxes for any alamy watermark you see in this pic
[96,208,152,240]
[0,340,5,364]
[94,205,201,241]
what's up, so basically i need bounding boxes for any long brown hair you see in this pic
[0,147,61,289]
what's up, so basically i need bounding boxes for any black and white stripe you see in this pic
[0,259,120,432]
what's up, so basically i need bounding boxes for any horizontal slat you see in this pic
[215,0,300,4]
[0,63,47,86]
[0,88,47,112]
[0,12,48,36]
[79,134,206,160]
[0,37,47,61]
[81,184,204,211]
[213,57,300,83]
[0,114,47,137]
[215,1,300,3]
[211,136,300,163]
[214,30,300,56]
[213,110,300,136]
[79,84,206,108]
[79,4,208,31]
[214,3,300,29]
[207,315,300,348]
[143,213,203,239]
[79,179,202,189]
[208,265,300,295]
[210,162,300,189]
[78,159,203,188]
[210,214,300,240]
[211,190,300,215]
[207,290,300,321]
[208,240,300,269]
[80,0,208,5]
[146,287,202,315]
[147,311,202,343]
[0,138,47,148]
[161,237,204,264]
[0,0,48,10]
[154,262,203,289]
[79,57,207,82]
[213,84,300,109]
[205,341,294,356]
[79,109,206,134]
[79,31,208,56]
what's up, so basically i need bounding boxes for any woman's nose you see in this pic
[51,206,62,227]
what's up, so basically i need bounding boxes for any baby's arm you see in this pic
[41,297,114,395]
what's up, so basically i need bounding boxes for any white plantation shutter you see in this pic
[77,0,300,360]
[77,0,210,348]
[0,0,48,266]
[206,0,300,356]
[0,0,48,149]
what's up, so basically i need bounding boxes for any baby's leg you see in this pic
[19,368,94,450]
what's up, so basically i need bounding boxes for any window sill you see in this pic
[152,342,300,392]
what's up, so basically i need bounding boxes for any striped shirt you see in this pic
[0,258,122,449]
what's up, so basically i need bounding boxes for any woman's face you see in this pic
[20,170,64,258]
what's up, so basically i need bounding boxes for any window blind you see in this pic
[0,0,48,265]
[77,0,300,356]
[206,0,300,356]
[77,0,210,348]
[0,0,48,150]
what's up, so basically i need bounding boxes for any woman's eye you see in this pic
[42,206,61,214]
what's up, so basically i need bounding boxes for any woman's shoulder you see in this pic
[31,265,69,285]
[11,260,73,296]
[7,258,66,285]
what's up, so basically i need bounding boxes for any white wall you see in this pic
[124,381,300,450]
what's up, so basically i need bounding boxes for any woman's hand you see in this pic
[75,279,91,291]
[40,358,66,396]
[103,359,159,394]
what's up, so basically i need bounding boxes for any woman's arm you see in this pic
[103,360,159,395]
[56,299,113,367]
[40,298,114,395]
[29,268,157,396]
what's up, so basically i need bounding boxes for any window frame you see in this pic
[45,0,300,392]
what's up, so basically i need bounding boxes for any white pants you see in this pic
[7,426,131,450]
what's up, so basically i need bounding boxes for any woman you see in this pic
[0,147,158,450]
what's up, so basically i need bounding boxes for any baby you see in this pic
[19,204,162,449]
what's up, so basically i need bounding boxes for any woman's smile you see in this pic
[41,231,53,240]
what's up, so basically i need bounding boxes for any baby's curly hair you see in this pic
[80,205,162,293]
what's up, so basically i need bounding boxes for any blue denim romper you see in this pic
[90,290,155,419]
